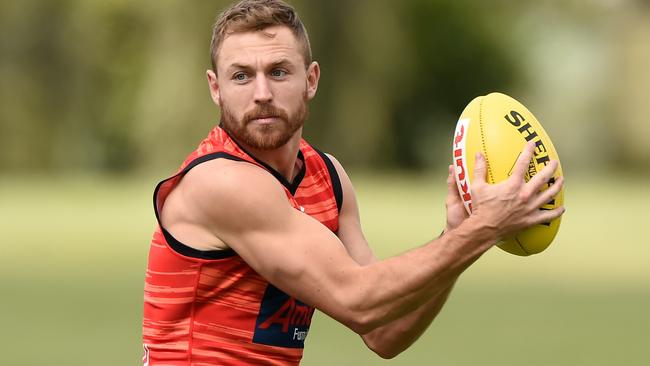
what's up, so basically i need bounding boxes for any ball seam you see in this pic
[478,96,495,184]
[514,235,531,255]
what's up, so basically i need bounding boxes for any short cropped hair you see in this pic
[210,0,312,72]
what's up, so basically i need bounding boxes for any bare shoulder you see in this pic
[182,158,291,223]
[323,152,356,212]
[186,159,285,204]
[324,153,377,265]
[161,158,292,250]
[324,153,353,189]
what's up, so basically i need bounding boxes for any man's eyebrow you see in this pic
[226,63,253,72]
[269,58,294,68]
[225,59,296,73]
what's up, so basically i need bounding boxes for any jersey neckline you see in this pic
[222,127,307,195]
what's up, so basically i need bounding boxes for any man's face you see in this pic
[209,25,319,150]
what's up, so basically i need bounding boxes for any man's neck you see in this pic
[237,128,303,183]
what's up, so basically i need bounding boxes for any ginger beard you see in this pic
[219,90,309,150]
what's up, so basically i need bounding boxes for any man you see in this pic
[142,0,565,365]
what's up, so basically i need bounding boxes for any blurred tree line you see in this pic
[0,0,520,174]
[2,0,648,175]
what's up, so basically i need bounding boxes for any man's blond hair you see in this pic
[210,0,312,72]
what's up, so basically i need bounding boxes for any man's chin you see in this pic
[241,128,292,151]
[221,117,302,151]
[253,135,292,150]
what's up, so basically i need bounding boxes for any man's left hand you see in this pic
[444,164,469,233]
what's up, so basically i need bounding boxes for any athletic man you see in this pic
[142,1,565,365]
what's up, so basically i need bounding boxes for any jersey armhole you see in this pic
[314,149,343,213]
[153,152,246,260]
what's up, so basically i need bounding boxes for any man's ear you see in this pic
[207,69,221,106]
[306,61,320,100]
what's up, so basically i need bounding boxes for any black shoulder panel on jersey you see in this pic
[153,152,246,260]
[314,149,343,213]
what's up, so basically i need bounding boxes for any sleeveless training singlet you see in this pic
[142,126,342,365]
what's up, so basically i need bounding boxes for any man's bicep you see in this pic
[228,202,354,287]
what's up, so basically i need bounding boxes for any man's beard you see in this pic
[220,94,308,151]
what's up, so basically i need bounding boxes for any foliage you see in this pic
[0,0,519,173]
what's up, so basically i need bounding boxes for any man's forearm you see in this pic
[360,280,456,359]
[341,218,493,333]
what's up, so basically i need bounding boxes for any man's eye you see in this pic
[233,73,247,82]
[271,69,287,78]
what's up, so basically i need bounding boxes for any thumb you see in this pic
[473,152,487,185]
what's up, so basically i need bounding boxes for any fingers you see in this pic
[473,152,487,185]
[525,159,559,195]
[447,165,456,193]
[510,141,536,181]
[528,206,566,226]
[446,164,468,209]
[530,175,564,209]
[446,165,461,205]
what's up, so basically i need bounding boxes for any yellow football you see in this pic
[452,92,564,256]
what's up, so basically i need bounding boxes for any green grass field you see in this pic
[1,172,648,365]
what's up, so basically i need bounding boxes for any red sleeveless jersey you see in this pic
[142,126,342,365]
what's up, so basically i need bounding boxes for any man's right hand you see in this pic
[468,141,565,243]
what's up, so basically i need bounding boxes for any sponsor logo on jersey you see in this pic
[253,284,315,348]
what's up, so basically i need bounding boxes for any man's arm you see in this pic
[169,142,563,336]
[330,155,463,359]
[362,284,455,358]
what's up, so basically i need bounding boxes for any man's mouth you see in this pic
[250,115,280,124]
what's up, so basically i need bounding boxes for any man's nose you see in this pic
[253,74,273,104]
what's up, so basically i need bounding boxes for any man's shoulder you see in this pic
[172,157,296,243]
[182,158,285,203]
[179,159,284,212]
[317,152,351,188]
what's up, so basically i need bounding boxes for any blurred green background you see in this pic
[1,0,649,365]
